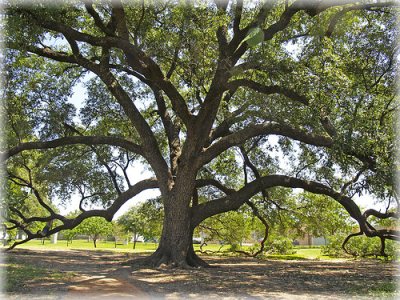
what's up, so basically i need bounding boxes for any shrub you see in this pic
[384,240,399,260]
[228,243,240,252]
[265,236,296,255]
[346,236,398,259]
[322,234,399,259]
[321,234,347,257]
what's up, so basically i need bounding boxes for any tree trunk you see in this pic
[143,191,208,268]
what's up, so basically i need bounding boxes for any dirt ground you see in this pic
[1,249,399,299]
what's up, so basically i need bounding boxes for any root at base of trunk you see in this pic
[131,248,211,269]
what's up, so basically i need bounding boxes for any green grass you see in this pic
[0,259,74,292]
[295,247,333,259]
[366,282,398,297]
[2,240,344,260]
[193,243,231,252]
[349,281,399,298]
[3,239,234,254]
[258,247,324,260]
[197,244,338,260]
[3,239,160,253]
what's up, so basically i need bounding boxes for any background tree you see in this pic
[110,222,129,248]
[198,210,252,251]
[3,0,398,267]
[76,216,112,248]
[295,192,354,239]
[118,206,146,249]
[61,210,80,246]
[62,228,78,247]
[118,199,163,248]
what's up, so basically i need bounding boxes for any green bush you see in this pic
[322,234,399,259]
[384,239,399,259]
[321,234,347,257]
[265,236,296,255]
[346,236,380,257]
[228,243,240,252]
[347,236,398,259]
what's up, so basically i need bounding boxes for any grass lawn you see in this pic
[2,239,233,254]
[349,281,398,298]
[2,239,341,260]
[5,239,160,253]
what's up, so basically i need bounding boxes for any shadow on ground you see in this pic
[1,249,398,299]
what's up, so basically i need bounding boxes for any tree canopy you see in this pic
[2,0,399,267]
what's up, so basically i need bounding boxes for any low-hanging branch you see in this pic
[191,174,399,243]
[6,177,159,251]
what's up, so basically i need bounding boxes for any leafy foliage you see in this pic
[117,199,163,244]
[76,217,112,248]
[264,235,296,255]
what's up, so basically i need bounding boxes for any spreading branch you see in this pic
[198,122,333,168]
[3,136,145,160]
[7,178,159,250]
[191,174,398,244]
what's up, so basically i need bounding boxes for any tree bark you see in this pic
[143,179,208,267]
[145,197,192,267]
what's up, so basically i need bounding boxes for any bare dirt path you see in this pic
[2,249,399,299]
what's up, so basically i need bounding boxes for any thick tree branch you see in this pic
[87,67,171,192]
[110,1,130,40]
[363,209,400,220]
[152,88,181,176]
[325,2,397,37]
[195,178,235,195]
[192,174,398,243]
[64,123,122,195]
[85,2,113,36]
[191,175,363,229]
[227,79,309,105]
[215,1,229,55]
[198,122,333,168]
[24,45,77,64]
[21,8,193,128]
[233,0,243,35]
[7,178,159,250]
[2,136,144,160]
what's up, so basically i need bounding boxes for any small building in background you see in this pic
[294,233,327,246]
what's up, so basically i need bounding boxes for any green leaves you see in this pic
[117,199,163,241]
[244,27,265,47]
[77,217,112,239]
[236,27,265,50]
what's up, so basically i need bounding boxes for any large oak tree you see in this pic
[2,0,399,267]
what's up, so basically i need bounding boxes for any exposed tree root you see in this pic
[129,246,211,269]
